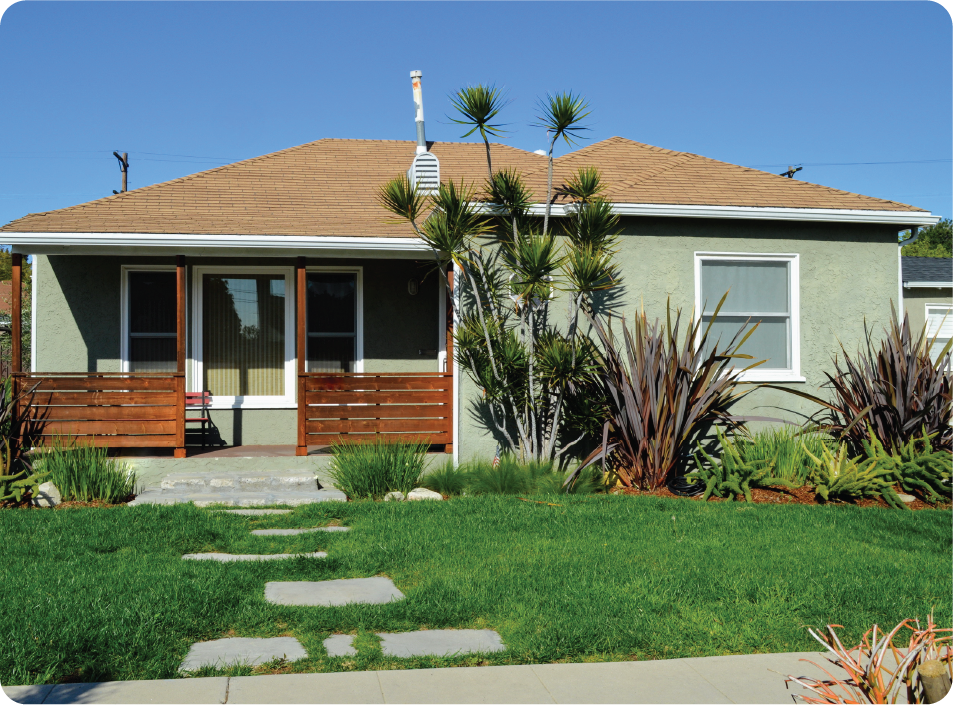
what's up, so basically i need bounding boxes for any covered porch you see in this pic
[9,249,455,458]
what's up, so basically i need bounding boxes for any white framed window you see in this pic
[121,265,177,373]
[925,304,952,366]
[694,252,803,382]
[305,266,363,373]
[191,266,296,408]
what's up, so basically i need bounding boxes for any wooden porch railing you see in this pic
[297,372,452,453]
[13,372,185,449]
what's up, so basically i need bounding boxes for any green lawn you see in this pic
[1,496,950,685]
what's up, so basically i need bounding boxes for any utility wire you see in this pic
[747,158,952,168]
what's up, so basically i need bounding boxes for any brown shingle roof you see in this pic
[1,137,925,237]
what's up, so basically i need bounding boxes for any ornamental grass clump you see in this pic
[327,438,427,500]
[732,426,831,486]
[420,459,469,497]
[35,437,137,504]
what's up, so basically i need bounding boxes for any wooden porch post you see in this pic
[174,255,187,458]
[296,257,307,456]
[11,253,22,375]
[445,269,454,454]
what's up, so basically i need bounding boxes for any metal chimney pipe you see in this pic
[410,70,427,154]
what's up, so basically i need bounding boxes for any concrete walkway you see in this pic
[3,651,839,704]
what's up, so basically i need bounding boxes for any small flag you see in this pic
[492,444,501,468]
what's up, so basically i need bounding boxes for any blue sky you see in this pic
[0,1,950,231]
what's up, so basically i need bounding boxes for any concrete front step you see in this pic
[128,489,346,507]
[159,471,320,493]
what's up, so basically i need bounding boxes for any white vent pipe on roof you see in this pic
[410,70,427,154]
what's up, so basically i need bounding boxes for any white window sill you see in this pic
[738,373,807,383]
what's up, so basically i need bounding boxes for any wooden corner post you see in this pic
[445,268,454,454]
[10,253,22,428]
[296,257,307,456]
[174,255,187,458]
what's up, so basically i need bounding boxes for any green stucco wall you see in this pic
[457,217,902,461]
[34,254,441,446]
[903,287,952,334]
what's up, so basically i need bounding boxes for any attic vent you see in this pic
[407,152,440,194]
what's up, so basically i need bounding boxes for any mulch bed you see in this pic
[613,484,950,511]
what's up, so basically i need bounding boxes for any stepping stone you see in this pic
[179,636,307,672]
[265,577,405,607]
[215,509,293,516]
[377,629,506,658]
[323,634,357,657]
[182,552,327,562]
[251,526,350,536]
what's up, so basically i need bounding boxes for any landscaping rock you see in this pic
[377,629,505,658]
[182,552,326,562]
[265,577,405,607]
[323,635,357,657]
[178,636,307,672]
[407,487,442,501]
[384,491,405,502]
[31,482,61,508]
[251,526,350,536]
[898,493,916,503]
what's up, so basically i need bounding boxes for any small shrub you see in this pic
[803,443,906,509]
[465,456,540,495]
[863,433,952,503]
[327,438,427,500]
[690,429,796,502]
[420,459,469,497]
[733,426,831,486]
[35,437,137,503]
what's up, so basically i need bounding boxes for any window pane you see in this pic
[307,336,356,373]
[307,273,355,334]
[701,261,789,315]
[130,338,176,372]
[129,271,176,334]
[203,274,285,396]
[703,315,789,369]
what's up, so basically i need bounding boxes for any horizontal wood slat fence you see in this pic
[13,373,185,448]
[298,372,452,450]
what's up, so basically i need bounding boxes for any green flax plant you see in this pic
[380,87,618,463]
[327,438,428,500]
[34,436,137,504]
[567,297,766,491]
[767,307,952,454]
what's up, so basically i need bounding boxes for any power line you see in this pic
[748,158,952,168]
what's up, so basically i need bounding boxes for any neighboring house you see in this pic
[0,134,941,461]
[902,256,953,362]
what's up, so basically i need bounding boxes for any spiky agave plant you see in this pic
[567,296,766,491]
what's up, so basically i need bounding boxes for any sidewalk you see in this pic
[3,651,838,704]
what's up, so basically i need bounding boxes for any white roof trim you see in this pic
[3,232,432,252]
[477,202,939,225]
[904,281,953,288]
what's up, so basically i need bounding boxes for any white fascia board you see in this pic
[5,233,432,256]
[475,202,940,225]
[903,282,953,289]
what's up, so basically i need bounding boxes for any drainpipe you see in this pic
[898,226,919,314]
[410,70,427,154]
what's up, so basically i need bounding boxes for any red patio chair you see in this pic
[185,391,212,449]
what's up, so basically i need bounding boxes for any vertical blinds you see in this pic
[701,260,791,369]
[128,271,176,372]
[203,274,285,396]
[307,272,356,373]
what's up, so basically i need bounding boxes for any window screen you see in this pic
[307,272,357,372]
[128,271,176,372]
[926,305,952,365]
[700,260,791,369]
[202,274,286,396]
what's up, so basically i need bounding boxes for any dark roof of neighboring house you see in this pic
[902,256,953,285]
[0,136,927,237]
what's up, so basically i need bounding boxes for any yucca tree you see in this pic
[534,91,591,237]
[448,84,509,181]
[379,88,616,462]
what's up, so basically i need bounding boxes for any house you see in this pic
[0,124,941,463]
[902,256,952,362]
